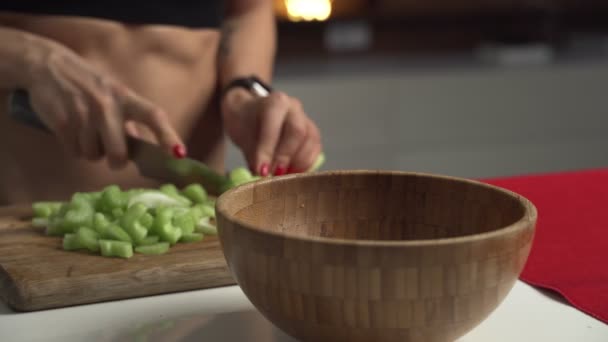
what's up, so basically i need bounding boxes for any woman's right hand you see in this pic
[23,38,184,168]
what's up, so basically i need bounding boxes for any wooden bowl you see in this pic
[216,171,537,342]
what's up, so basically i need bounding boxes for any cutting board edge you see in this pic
[3,273,237,312]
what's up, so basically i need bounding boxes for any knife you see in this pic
[7,89,228,194]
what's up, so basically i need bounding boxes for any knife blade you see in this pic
[7,89,228,193]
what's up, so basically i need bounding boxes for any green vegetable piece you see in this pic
[76,227,100,252]
[128,191,188,209]
[93,213,111,235]
[309,152,326,172]
[135,242,170,255]
[192,203,215,220]
[99,185,126,213]
[152,207,174,232]
[173,211,196,235]
[196,218,218,235]
[63,234,84,251]
[157,223,182,245]
[181,184,207,204]
[105,224,133,243]
[121,203,147,230]
[138,236,160,246]
[32,202,63,218]
[180,232,204,243]
[63,207,93,234]
[229,167,253,186]
[160,184,180,196]
[159,184,191,206]
[124,221,148,244]
[99,240,133,259]
[111,208,125,220]
[167,158,226,195]
[139,212,154,230]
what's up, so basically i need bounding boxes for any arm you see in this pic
[0,27,45,90]
[219,1,323,176]
[218,0,276,87]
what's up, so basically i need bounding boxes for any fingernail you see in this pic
[259,163,270,177]
[274,165,287,176]
[287,166,297,174]
[172,144,187,159]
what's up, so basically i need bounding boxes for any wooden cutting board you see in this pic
[0,205,235,312]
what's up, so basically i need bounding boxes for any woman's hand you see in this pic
[24,38,184,168]
[221,88,322,176]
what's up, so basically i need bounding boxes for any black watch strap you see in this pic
[222,76,273,98]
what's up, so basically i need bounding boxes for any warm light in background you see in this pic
[285,0,332,22]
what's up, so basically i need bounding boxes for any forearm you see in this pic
[218,1,276,87]
[0,27,48,90]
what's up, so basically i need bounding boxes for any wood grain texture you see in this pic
[0,206,234,312]
[217,170,537,342]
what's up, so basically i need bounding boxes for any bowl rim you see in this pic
[216,170,538,247]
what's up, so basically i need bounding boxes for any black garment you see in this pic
[0,1,224,28]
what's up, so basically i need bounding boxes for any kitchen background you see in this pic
[225,0,608,179]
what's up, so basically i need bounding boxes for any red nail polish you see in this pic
[275,166,287,176]
[259,163,270,177]
[287,166,297,174]
[172,144,187,159]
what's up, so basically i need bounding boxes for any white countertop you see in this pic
[1,281,606,342]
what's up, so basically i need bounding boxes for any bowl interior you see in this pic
[222,171,526,241]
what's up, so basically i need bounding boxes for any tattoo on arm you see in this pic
[219,22,237,58]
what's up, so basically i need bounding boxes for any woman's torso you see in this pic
[0,12,225,204]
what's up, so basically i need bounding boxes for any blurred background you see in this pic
[225,0,608,179]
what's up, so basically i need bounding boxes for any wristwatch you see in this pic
[222,75,273,98]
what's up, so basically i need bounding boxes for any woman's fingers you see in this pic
[121,91,184,157]
[253,92,290,176]
[289,119,322,173]
[270,98,308,175]
[95,92,128,169]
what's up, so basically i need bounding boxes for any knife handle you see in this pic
[7,89,51,133]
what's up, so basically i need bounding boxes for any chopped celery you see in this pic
[121,203,147,238]
[196,217,218,235]
[309,152,325,172]
[192,203,215,220]
[93,213,110,235]
[135,242,170,255]
[76,227,100,252]
[63,207,93,234]
[124,221,148,244]
[139,213,154,230]
[173,211,196,235]
[128,191,187,209]
[32,202,63,218]
[160,184,180,197]
[181,184,207,204]
[157,223,182,245]
[180,233,204,243]
[63,233,84,250]
[229,167,254,186]
[138,236,160,246]
[99,185,126,213]
[111,208,125,220]
[105,224,133,243]
[99,240,133,259]
[160,184,192,206]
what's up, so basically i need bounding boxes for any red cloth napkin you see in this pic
[483,168,608,324]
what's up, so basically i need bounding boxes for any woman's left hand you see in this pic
[221,88,322,176]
